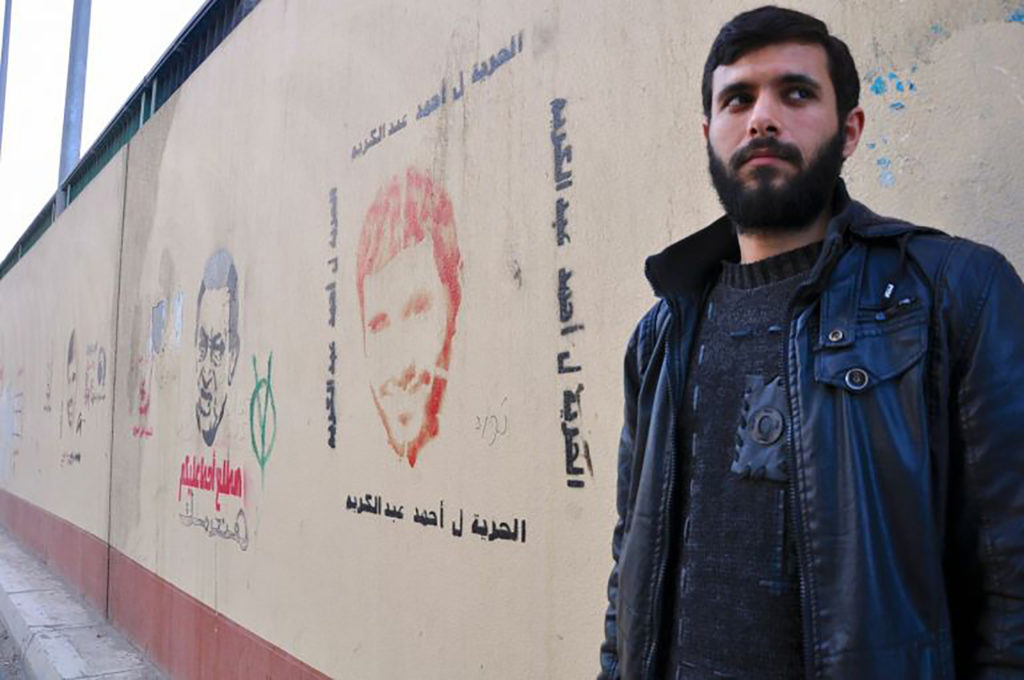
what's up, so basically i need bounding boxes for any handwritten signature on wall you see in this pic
[474,397,509,446]
[179,492,249,551]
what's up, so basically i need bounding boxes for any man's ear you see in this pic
[702,117,710,142]
[841,106,865,159]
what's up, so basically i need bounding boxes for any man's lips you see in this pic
[744,152,786,166]
[379,369,432,398]
[198,390,212,417]
[732,141,801,171]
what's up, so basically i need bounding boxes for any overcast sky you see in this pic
[0,0,207,261]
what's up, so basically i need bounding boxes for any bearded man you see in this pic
[356,167,462,468]
[599,6,1024,679]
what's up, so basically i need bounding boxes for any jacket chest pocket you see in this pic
[814,303,927,392]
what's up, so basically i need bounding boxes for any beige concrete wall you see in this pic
[0,149,125,542]
[2,0,1022,677]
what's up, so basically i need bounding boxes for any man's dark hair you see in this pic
[702,6,860,124]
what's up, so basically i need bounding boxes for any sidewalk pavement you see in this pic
[0,525,163,680]
[0,613,27,679]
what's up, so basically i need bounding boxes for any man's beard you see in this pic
[708,130,845,235]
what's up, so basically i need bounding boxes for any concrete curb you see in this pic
[0,526,164,680]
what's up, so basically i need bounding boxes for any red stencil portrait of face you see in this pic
[356,167,462,468]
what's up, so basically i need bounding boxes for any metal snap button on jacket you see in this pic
[749,406,784,445]
[845,367,869,390]
[828,329,845,343]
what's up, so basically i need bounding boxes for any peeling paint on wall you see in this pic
[151,300,167,355]
[172,291,184,346]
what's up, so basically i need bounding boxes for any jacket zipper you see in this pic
[784,314,816,680]
[784,236,844,680]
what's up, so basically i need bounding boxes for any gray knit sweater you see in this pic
[664,240,821,680]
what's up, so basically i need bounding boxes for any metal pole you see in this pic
[58,0,90,186]
[0,0,13,159]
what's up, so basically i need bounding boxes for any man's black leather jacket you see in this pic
[599,185,1024,679]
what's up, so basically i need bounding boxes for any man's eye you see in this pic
[210,341,225,366]
[723,93,752,109]
[403,291,432,320]
[367,313,389,334]
[787,87,814,101]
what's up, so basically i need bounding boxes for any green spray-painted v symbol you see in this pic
[249,353,277,486]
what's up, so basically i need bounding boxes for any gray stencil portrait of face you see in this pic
[65,330,81,435]
[194,249,240,447]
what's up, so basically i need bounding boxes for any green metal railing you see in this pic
[0,0,260,280]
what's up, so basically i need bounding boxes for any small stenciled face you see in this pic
[65,333,78,432]
[195,287,234,446]
[362,240,450,461]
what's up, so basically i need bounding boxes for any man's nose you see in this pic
[396,365,417,390]
[748,94,781,138]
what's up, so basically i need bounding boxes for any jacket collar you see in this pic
[644,179,932,300]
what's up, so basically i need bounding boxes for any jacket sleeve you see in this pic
[949,248,1024,675]
[598,325,643,680]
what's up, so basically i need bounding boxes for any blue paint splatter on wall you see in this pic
[930,23,944,34]
[1009,7,1024,22]
[867,66,917,112]
[876,157,895,188]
